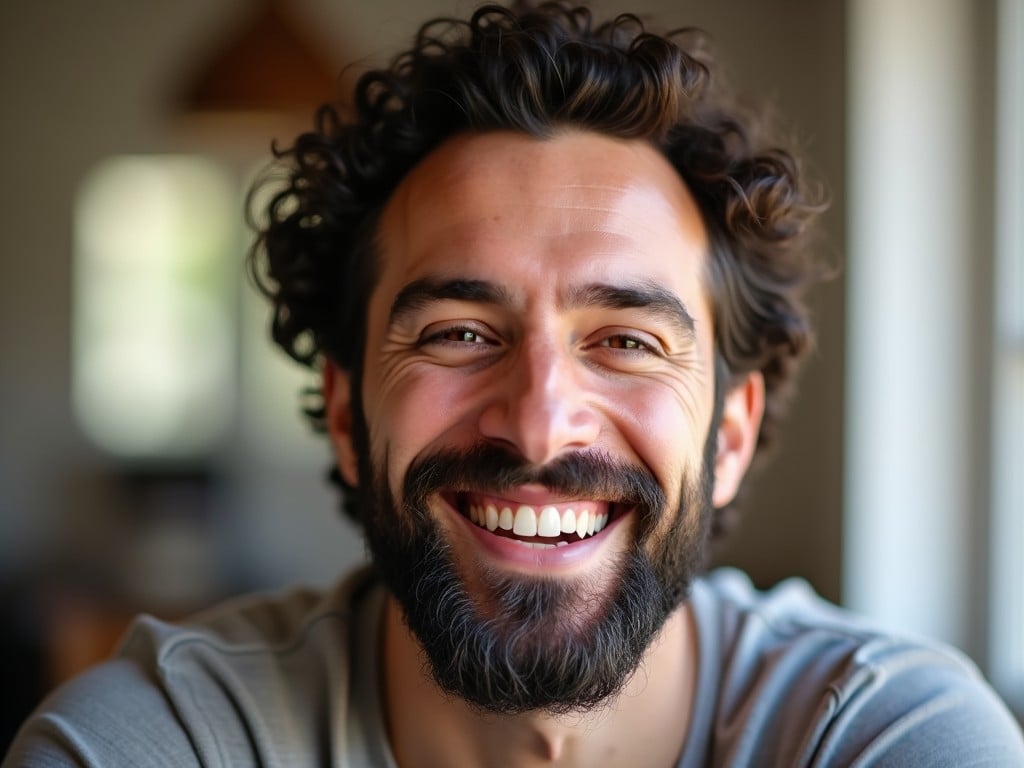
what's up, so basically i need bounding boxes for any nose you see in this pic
[477,338,601,465]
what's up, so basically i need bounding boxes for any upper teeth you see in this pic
[468,503,608,539]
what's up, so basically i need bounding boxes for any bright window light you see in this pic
[72,156,237,460]
[989,0,1024,712]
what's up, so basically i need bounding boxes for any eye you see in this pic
[583,327,668,371]
[601,334,651,352]
[441,329,488,344]
[420,323,498,348]
[596,332,661,355]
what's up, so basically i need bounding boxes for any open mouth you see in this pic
[444,490,624,549]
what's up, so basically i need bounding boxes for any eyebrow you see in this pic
[388,276,695,339]
[566,281,696,339]
[388,278,516,327]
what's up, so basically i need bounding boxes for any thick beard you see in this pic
[355,437,716,716]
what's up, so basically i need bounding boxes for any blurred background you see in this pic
[0,0,1020,748]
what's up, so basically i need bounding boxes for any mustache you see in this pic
[403,442,667,518]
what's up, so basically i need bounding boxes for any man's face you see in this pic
[326,130,761,713]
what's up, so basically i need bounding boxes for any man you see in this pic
[6,2,1024,766]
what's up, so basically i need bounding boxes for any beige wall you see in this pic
[0,1,846,601]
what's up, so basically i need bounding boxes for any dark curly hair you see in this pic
[248,1,825,535]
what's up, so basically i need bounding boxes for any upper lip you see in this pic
[461,483,596,507]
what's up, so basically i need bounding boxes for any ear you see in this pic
[712,371,765,508]
[323,360,360,488]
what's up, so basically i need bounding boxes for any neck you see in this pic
[382,596,696,768]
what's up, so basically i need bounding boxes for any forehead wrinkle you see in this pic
[563,281,696,340]
[388,277,518,328]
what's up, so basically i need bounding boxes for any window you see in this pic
[72,156,236,461]
[989,0,1024,713]
[846,0,1023,718]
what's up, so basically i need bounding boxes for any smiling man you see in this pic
[6,2,1024,767]
[335,131,730,731]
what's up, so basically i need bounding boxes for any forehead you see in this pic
[374,130,710,311]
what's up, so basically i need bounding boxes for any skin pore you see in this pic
[324,130,764,767]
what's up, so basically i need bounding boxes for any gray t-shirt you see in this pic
[5,568,1023,766]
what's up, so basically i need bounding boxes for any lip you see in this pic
[440,491,634,571]
[466,483,591,507]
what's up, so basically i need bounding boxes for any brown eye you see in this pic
[443,329,486,343]
[604,335,649,351]
[422,325,495,346]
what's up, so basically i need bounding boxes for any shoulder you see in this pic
[3,657,194,767]
[688,568,1024,766]
[4,568,383,767]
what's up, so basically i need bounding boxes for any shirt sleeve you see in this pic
[686,571,1024,767]
[807,641,1024,767]
[3,658,201,768]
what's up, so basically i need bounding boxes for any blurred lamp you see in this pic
[178,0,338,115]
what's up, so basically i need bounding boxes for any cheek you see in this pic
[611,386,712,551]
[602,352,715,511]
[614,386,706,481]
[362,364,485,490]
